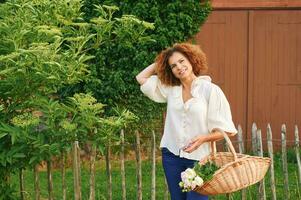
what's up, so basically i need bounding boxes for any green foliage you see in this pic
[194,161,220,182]
[81,0,212,131]
[0,0,144,198]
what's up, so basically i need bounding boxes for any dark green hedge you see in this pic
[82,0,211,130]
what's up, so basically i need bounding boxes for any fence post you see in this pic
[164,177,169,200]
[151,130,156,200]
[89,144,96,200]
[61,152,66,200]
[252,123,257,155]
[120,129,126,200]
[267,124,276,200]
[257,129,266,200]
[34,164,40,200]
[295,125,301,186]
[73,141,81,200]
[237,125,246,200]
[135,131,142,200]
[281,124,290,200]
[47,159,53,200]
[19,169,25,200]
[106,138,112,200]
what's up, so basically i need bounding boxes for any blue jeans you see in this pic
[162,148,208,200]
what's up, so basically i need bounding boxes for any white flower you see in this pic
[181,171,187,180]
[190,181,197,190]
[184,168,196,179]
[194,176,204,186]
[179,168,205,192]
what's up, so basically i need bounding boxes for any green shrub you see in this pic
[81,0,212,131]
[0,0,147,198]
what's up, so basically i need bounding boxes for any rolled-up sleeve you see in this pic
[207,84,237,134]
[140,75,168,103]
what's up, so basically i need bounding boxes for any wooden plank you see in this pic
[106,139,112,200]
[19,169,24,200]
[164,177,169,200]
[281,124,290,199]
[135,131,142,200]
[267,124,277,200]
[237,125,246,200]
[247,11,255,151]
[77,142,82,198]
[211,0,301,9]
[250,11,301,147]
[237,125,245,153]
[47,160,53,200]
[61,152,66,200]
[89,145,96,200]
[252,123,257,154]
[34,164,40,200]
[194,11,248,135]
[295,125,301,185]
[151,130,156,200]
[257,129,266,200]
[73,141,81,200]
[120,129,126,200]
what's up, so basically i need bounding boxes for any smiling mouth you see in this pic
[179,68,187,76]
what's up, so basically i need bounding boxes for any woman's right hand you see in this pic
[136,63,156,85]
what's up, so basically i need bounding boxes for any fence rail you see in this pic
[19,123,301,200]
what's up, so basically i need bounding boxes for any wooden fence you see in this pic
[19,123,301,200]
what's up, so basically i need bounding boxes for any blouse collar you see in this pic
[171,75,212,98]
[191,75,212,98]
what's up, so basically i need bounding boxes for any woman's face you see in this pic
[168,51,194,80]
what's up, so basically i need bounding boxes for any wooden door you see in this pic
[249,10,301,143]
[194,11,248,136]
[195,10,301,147]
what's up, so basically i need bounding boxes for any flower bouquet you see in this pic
[179,162,220,192]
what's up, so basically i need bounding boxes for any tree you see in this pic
[0,0,149,199]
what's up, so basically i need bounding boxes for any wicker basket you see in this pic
[194,130,271,195]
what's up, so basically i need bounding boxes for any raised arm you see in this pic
[135,63,156,85]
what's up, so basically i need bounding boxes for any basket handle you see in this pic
[211,128,237,161]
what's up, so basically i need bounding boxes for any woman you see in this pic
[136,43,237,200]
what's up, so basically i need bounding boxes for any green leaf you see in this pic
[0,132,8,139]
[13,153,25,158]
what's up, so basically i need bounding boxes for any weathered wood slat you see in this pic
[135,131,142,200]
[106,139,112,200]
[257,129,266,200]
[19,169,24,200]
[164,177,169,200]
[47,160,53,200]
[61,152,66,200]
[281,124,290,200]
[120,129,126,200]
[77,142,82,198]
[267,124,276,200]
[89,145,96,200]
[151,130,156,200]
[252,123,258,154]
[237,125,246,200]
[34,164,40,200]
[295,125,301,185]
[73,141,81,200]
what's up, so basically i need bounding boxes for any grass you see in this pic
[12,159,168,200]
[11,150,301,200]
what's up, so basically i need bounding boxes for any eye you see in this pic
[170,64,176,69]
[179,59,184,63]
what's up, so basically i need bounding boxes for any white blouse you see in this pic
[140,75,237,161]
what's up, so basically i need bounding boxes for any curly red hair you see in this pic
[155,43,208,86]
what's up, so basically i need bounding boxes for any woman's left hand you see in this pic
[183,135,207,153]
